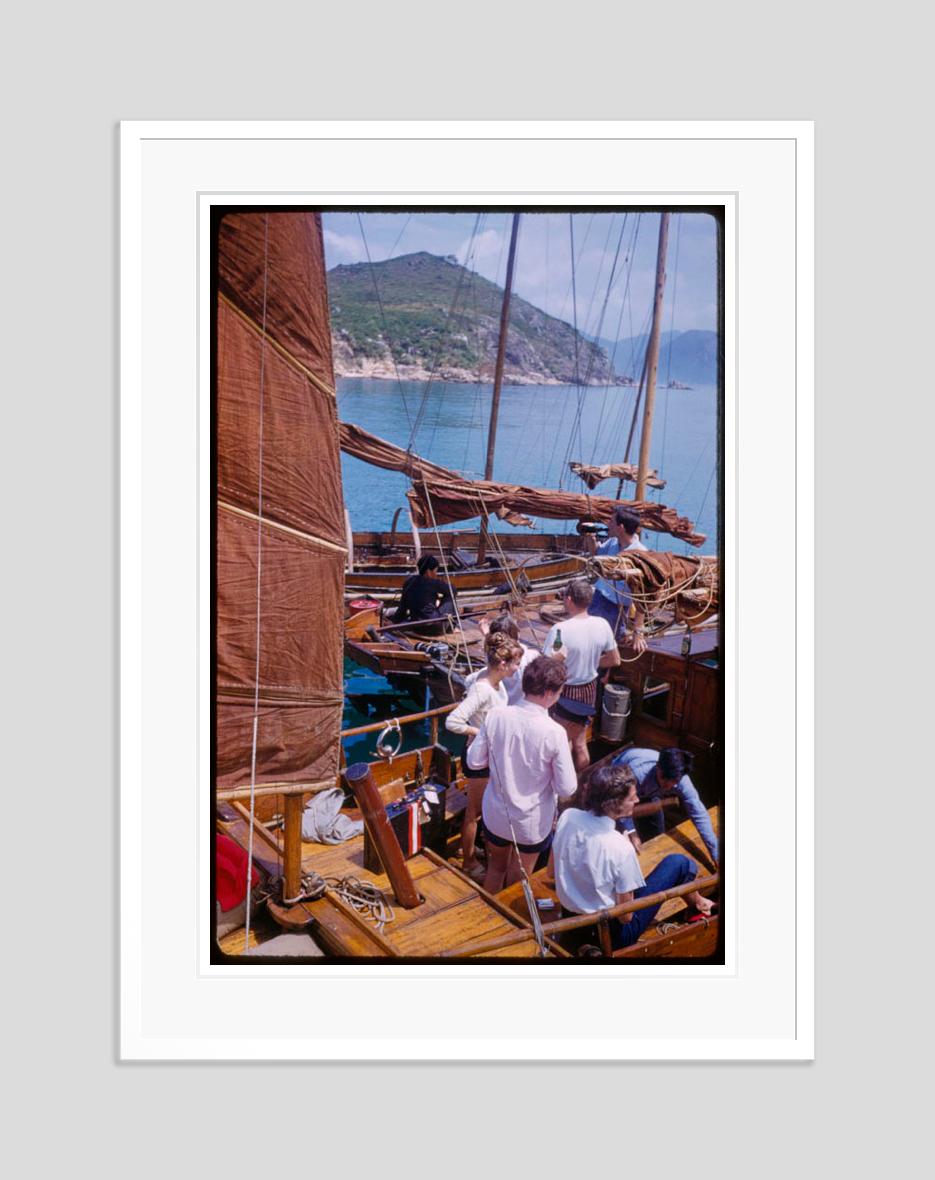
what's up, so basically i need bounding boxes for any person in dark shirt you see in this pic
[391,554,455,624]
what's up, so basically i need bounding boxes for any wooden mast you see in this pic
[635,213,671,501]
[476,212,521,566]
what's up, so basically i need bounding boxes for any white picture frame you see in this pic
[120,120,813,1060]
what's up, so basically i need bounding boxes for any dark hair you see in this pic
[522,654,567,697]
[658,748,693,781]
[613,507,641,534]
[587,765,638,816]
[484,632,522,667]
[563,577,594,608]
[417,554,440,576]
[488,614,520,640]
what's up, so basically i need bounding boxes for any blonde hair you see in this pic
[484,632,523,668]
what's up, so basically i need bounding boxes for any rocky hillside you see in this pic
[327,252,621,385]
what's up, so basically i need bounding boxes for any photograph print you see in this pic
[213,206,723,964]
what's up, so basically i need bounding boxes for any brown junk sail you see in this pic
[216,213,345,790]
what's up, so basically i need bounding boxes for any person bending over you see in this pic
[553,765,715,950]
[466,655,577,893]
[445,632,522,881]
[611,746,719,866]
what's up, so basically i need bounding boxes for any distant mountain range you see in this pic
[327,252,619,385]
[591,329,718,386]
[326,251,718,387]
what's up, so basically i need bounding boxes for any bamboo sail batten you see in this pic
[219,290,338,401]
[219,500,348,556]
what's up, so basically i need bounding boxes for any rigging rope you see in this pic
[356,213,415,431]
[420,474,476,677]
[326,876,396,933]
[243,215,271,952]
[407,214,483,455]
[485,735,549,958]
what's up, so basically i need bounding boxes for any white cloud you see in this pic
[322,229,367,266]
[455,226,506,278]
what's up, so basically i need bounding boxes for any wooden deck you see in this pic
[295,835,567,959]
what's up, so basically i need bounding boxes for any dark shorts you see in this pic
[483,827,553,856]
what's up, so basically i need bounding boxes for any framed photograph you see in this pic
[121,120,813,1059]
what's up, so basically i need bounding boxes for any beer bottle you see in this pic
[552,628,563,653]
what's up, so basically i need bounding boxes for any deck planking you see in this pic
[297,830,557,957]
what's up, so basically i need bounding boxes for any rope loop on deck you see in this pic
[325,876,396,933]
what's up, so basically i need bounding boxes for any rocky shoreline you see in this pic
[333,357,635,387]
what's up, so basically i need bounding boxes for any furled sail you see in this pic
[406,477,706,546]
[339,421,456,483]
[569,461,666,491]
[338,421,533,527]
[589,550,719,609]
[216,212,345,789]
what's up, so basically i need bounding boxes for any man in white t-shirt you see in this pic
[553,764,715,949]
[543,578,621,770]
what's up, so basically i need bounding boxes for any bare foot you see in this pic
[689,892,716,917]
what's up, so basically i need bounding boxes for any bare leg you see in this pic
[504,849,539,888]
[460,779,487,874]
[553,714,590,772]
[482,842,513,894]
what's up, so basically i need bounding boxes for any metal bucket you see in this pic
[600,683,631,742]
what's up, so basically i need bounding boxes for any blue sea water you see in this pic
[338,377,719,556]
[339,376,720,750]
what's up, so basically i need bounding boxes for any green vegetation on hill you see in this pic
[327,251,618,384]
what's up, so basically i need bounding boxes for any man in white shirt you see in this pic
[466,655,578,893]
[543,578,621,770]
[589,507,648,652]
[553,765,715,949]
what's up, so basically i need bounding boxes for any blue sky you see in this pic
[322,210,718,338]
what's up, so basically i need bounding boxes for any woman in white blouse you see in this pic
[445,632,522,880]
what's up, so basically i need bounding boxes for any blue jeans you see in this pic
[587,589,629,637]
[613,854,697,948]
